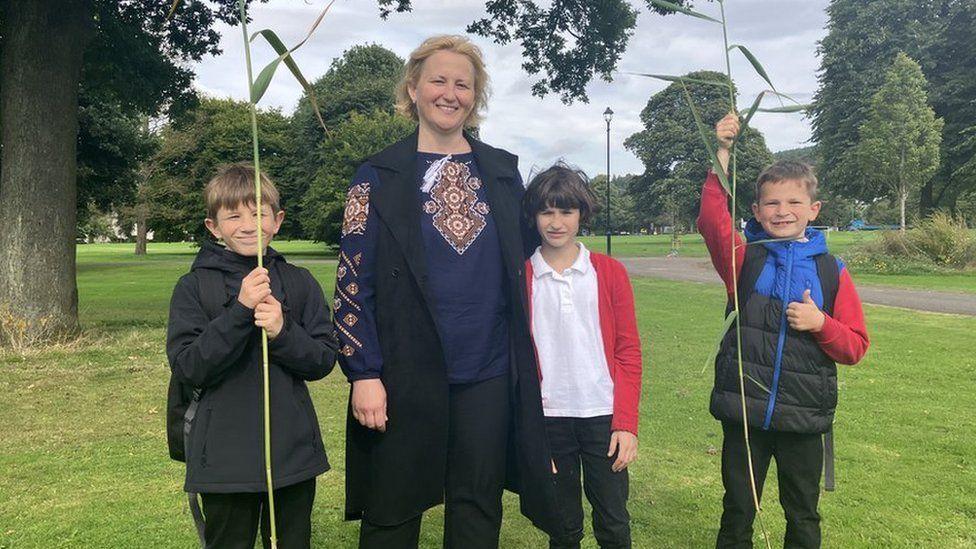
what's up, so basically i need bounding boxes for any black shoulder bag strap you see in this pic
[185,268,226,546]
[729,244,768,315]
[814,253,841,492]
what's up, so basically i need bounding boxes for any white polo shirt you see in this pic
[530,243,614,418]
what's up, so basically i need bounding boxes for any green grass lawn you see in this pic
[78,236,976,294]
[1,251,974,547]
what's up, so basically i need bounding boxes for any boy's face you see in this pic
[751,179,821,239]
[535,206,580,251]
[205,202,284,256]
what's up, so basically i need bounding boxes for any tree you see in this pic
[844,53,943,231]
[0,0,257,343]
[378,0,699,103]
[925,1,976,215]
[589,174,636,235]
[146,97,292,242]
[812,0,964,211]
[300,110,415,244]
[624,71,773,230]
[285,44,404,238]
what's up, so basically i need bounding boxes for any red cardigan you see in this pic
[524,251,644,435]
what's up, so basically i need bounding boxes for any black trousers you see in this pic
[717,421,823,549]
[199,477,316,549]
[546,415,631,549]
[359,373,510,549]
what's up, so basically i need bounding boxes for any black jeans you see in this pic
[717,421,824,549]
[199,477,316,549]
[359,373,510,549]
[546,415,631,549]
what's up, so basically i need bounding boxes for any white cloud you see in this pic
[190,0,829,181]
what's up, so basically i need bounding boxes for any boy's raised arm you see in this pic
[269,270,340,381]
[697,113,745,296]
[166,275,255,388]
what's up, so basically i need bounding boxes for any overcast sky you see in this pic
[191,0,829,180]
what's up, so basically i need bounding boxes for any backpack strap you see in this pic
[814,252,840,492]
[730,244,768,313]
[815,253,840,316]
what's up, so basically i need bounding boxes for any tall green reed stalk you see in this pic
[642,2,810,547]
[172,2,332,546]
[238,2,333,546]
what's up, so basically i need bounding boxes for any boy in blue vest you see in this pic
[698,114,870,548]
[166,164,338,548]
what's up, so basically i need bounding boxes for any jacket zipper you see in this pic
[763,243,794,430]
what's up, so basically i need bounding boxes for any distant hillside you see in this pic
[773,145,820,166]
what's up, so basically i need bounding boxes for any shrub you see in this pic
[845,212,976,273]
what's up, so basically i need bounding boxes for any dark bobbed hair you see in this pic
[522,162,600,224]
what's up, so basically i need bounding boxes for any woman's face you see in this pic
[409,50,476,137]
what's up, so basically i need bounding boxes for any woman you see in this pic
[332,35,558,548]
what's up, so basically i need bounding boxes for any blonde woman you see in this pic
[331,35,559,548]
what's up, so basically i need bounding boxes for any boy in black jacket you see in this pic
[167,164,339,549]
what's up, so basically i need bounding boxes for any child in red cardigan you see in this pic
[522,163,643,549]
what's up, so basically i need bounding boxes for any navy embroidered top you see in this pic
[334,152,510,384]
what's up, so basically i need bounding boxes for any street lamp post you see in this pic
[604,107,613,256]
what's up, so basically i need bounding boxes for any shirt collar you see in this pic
[530,242,590,278]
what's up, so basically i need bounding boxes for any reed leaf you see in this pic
[754,103,811,113]
[727,44,775,92]
[249,0,335,132]
[679,82,731,194]
[745,374,770,394]
[701,309,737,375]
[630,72,729,89]
[649,0,722,24]
[166,0,182,21]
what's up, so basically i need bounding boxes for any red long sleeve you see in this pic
[814,268,870,365]
[608,261,643,435]
[697,171,744,296]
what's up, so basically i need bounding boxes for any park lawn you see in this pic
[1,254,974,547]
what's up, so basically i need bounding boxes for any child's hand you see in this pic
[352,378,388,432]
[715,112,740,150]
[714,112,740,175]
[238,267,271,309]
[254,295,284,339]
[787,289,826,332]
[608,430,638,473]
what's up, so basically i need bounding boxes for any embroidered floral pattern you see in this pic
[343,313,359,327]
[346,282,359,296]
[341,183,370,237]
[422,160,490,254]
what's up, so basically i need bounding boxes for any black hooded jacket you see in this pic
[166,242,339,493]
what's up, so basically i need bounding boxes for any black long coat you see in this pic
[343,131,559,534]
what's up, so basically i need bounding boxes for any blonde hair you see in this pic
[204,163,281,220]
[395,35,490,128]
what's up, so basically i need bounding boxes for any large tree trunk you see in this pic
[0,0,93,345]
[134,211,148,256]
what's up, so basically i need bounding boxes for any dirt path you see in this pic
[620,256,976,316]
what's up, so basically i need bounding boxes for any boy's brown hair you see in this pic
[522,162,600,224]
[204,163,281,220]
[755,160,819,201]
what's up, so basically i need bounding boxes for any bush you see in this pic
[845,212,976,274]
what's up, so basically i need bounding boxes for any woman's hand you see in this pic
[352,378,388,432]
[608,430,638,472]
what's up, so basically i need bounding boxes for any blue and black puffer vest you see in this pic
[710,220,841,434]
